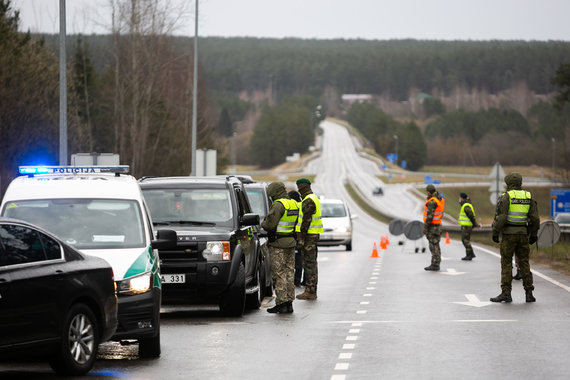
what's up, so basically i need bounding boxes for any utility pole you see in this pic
[552,137,556,180]
[59,0,67,165]
[190,0,198,175]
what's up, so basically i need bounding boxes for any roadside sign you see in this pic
[551,189,570,217]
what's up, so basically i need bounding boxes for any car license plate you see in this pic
[161,274,185,283]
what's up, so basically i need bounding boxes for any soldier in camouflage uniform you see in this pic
[423,184,445,271]
[490,172,539,303]
[262,182,299,313]
[458,192,480,261]
[295,178,324,300]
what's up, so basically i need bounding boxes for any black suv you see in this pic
[139,176,268,316]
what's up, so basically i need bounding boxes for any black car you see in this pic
[139,176,267,316]
[0,218,118,376]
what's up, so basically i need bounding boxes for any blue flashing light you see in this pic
[19,165,130,177]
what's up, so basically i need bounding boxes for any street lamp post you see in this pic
[552,137,556,179]
[190,0,199,175]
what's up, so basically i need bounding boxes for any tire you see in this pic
[246,265,262,309]
[49,304,99,376]
[346,241,352,251]
[139,329,160,358]
[219,262,246,317]
[138,309,161,358]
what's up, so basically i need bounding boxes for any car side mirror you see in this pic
[151,229,177,250]
[241,213,260,227]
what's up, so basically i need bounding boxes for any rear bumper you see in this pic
[318,232,352,246]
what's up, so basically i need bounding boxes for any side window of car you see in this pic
[235,188,250,216]
[39,233,63,260]
[0,224,46,266]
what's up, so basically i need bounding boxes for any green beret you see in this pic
[426,184,436,193]
[296,177,311,185]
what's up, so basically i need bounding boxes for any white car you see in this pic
[318,198,356,251]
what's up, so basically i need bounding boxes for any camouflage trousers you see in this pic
[425,225,441,266]
[499,234,534,292]
[299,235,319,294]
[269,246,295,305]
[461,226,474,256]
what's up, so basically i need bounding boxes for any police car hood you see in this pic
[80,247,155,281]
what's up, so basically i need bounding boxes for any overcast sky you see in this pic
[12,0,570,41]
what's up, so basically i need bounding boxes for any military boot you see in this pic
[296,291,317,300]
[286,301,294,313]
[424,264,440,271]
[267,302,290,313]
[513,270,522,280]
[461,255,473,261]
[525,291,536,303]
[490,292,512,303]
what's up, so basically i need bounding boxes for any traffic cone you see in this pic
[370,242,379,258]
[380,237,387,250]
[385,234,390,245]
[445,232,450,245]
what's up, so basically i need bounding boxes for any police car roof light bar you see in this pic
[18,165,130,177]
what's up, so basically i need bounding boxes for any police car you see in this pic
[0,166,177,358]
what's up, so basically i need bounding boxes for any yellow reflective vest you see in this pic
[458,203,475,227]
[507,190,531,225]
[295,193,324,234]
[275,198,300,235]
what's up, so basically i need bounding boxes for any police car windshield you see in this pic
[142,188,234,227]
[2,199,145,249]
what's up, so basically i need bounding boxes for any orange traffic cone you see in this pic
[445,232,450,245]
[380,237,387,250]
[370,242,379,258]
[384,234,390,245]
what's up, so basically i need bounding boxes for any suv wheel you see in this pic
[246,265,262,309]
[49,304,99,376]
[138,308,161,358]
[220,262,246,317]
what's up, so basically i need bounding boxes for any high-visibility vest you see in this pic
[423,196,445,225]
[506,190,531,225]
[458,203,475,227]
[295,193,324,234]
[274,198,300,235]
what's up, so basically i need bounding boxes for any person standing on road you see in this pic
[490,172,539,303]
[458,192,480,261]
[262,182,299,313]
[423,184,445,271]
[295,178,323,300]
[288,190,304,286]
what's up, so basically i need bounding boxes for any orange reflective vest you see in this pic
[423,197,445,225]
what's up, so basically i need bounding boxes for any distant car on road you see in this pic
[372,186,384,195]
[0,218,118,376]
[318,198,356,251]
[554,212,570,226]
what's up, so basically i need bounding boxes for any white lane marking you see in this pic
[356,310,367,314]
[332,320,517,324]
[335,363,350,370]
[351,322,362,327]
[440,268,466,276]
[366,287,376,290]
[331,375,346,380]
[346,336,358,341]
[343,344,355,349]
[475,245,570,293]
[363,293,372,297]
[453,294,492,308]
[339,353,353,359]
[349,329,360,333]
[370,276,379,279]
[369,281,377,285]
[360,301,370,305]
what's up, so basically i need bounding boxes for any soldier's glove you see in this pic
[492,234,500,243]
[528,235,537,245]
